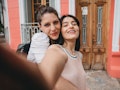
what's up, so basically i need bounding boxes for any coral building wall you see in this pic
[107,0,120,78]
[61,0,69,15]
[7,0,21,50]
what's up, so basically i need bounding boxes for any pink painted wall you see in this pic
[107,0,120,78]
[7,0,21,50]
[61,0,69,15]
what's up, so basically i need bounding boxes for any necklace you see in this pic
[63,48,77,58]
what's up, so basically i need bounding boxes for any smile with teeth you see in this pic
[67,30,76,33]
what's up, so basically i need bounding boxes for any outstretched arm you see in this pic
[38,45,68,89]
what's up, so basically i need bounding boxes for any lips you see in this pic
[51,32,58,36]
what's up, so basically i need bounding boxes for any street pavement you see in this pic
[86,70,120,90]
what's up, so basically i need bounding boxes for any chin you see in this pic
[51,37,58,40]
[53,36,59,40]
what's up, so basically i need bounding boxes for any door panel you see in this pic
[76,0,109,70]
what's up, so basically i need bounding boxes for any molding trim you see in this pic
[69,0,75,16]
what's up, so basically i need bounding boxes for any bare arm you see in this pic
[38,45,68,89]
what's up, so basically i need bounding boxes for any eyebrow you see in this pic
[62,21,76,24]
[62,22,68,24]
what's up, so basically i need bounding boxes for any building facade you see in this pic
[2,0,120,78]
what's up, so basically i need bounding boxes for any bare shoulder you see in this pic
[45,44,68,62]
[48,44,60,50]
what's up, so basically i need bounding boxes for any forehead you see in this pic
[62,17,75,23]
[41,13,59,23]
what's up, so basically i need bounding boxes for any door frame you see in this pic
[75,0,111,70]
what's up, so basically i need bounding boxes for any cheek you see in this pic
[44,30,49,35]
[76,27,80,34]
[56,24,61,32]
[61,30,67,38]
[41,27,50,35]
[57,24,61,28]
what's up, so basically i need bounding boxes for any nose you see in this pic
[50,24,56,31]
[69,23,73,28]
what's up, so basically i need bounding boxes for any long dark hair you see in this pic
[59,15,80,51]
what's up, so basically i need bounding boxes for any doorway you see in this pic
[76,0,110,70]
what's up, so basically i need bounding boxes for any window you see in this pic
[112,0,120,52]
[32,0,49,22]
[96,6,102,45]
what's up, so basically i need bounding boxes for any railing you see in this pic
[21,23,40,43]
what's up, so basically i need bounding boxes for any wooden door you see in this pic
[76,0,110,70]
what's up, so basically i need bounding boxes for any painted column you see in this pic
[69,0,75,16]
[60,0,69,16]
[7,0,21,50]
[107,0,120,78]
[50,0,61,17]
[3,0,10,44]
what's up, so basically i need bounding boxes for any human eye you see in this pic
[72,21,77,26]
[62,22,68,27]
[54,20,59,25]
[44,23,50,27]
[63,24,68,27]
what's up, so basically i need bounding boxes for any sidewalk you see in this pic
[86,70,120,90]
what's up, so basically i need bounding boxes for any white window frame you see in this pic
[69,0,75,16]
[3,0,10,44]
[49,0,61,17]
[112,0,120,52]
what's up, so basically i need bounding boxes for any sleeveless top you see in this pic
[59,45,87,90]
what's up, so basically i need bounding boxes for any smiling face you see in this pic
[39,13,60,40]
[61,16,80,41]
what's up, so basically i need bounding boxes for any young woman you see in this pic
[39,15,89,90]
[27,5,60,63]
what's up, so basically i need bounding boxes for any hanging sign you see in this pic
[81,6,88,15]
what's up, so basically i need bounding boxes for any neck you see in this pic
[50,40,56,44]
[63,40,76,54]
